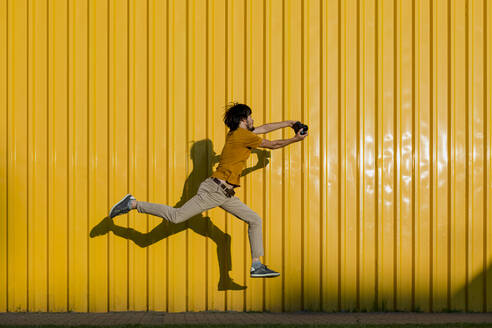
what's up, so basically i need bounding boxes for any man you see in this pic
[108,103,308,278]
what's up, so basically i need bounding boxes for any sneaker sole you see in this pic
[109,194,132,218]
[250,273,280,278]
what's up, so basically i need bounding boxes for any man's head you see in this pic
[223,102,255,132]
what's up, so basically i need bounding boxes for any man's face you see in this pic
[245,114,254,131]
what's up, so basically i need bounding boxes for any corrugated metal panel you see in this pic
[1,0,491,313]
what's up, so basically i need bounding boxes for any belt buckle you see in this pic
[213,177,234,197]
[225,188,235,198]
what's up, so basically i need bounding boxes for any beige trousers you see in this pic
[136,177,264,259]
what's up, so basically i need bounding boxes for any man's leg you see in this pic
[219,196,279,277]
[135,178,227,224]
[219,196,264,260]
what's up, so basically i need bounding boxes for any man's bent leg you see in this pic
[219,197,264,259]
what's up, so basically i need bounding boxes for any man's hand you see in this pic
[294,129,308,141]
[286,120,297,127]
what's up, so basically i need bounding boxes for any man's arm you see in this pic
[252,120,296,134]
[258,130,308,149]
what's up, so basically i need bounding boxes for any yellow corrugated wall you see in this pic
[1,0,491,313]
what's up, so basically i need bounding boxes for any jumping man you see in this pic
[108,103,309,278]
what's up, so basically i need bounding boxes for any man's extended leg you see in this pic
[136,178,228,223]
[110,177,228,224]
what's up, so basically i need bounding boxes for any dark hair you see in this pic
[223,102,252,131]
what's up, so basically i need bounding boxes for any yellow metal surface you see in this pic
[1,0,492,312]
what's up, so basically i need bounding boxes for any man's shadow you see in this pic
[90,139,270,291]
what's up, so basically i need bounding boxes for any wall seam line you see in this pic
[374,0,379,310]
[483,0,488,312]
[5,0,8,313]
[446,0,452,311]
[27,0,30,312]
[429,0,434,312]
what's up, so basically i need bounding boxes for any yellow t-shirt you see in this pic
[211,127,264,187]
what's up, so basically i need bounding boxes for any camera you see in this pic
[292,121,308,135]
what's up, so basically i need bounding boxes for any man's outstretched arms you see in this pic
[258,129,308,150]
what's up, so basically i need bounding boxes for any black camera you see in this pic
[292,121,308,135]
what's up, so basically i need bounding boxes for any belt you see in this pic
[212,177,235,197]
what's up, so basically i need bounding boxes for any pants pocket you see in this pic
[198,178,218,194]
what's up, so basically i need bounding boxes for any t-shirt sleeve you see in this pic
[241,130,263,149]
